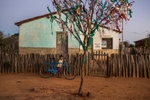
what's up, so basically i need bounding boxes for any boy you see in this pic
[57,55,63,78]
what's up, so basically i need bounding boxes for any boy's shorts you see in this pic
[56,67,62,72]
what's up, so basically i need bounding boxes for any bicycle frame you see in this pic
[40,59,77,80]
[43,60,69,75]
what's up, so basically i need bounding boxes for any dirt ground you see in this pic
[0,74,150,100]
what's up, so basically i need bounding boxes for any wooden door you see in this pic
[56,32,68,56]
[90,52,109,77]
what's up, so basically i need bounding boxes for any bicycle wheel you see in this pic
[63,65,77,80]
[39,64,52,78]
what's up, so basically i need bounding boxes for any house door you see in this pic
[56,32,68,56]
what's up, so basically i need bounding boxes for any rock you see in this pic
[87,92,91,97]
[17,80,21,83]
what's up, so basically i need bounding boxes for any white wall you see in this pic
[93,28,119,50]
[80,27,120,50]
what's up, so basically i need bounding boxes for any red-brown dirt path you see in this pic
[0,74,150,100]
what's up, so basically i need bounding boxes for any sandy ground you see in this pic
[0,74,150,100]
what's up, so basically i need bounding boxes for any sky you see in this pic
[0,0,150,44]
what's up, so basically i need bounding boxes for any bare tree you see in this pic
[147,34,150,38]
[123,41,129,47]
[0,30,19,54]
[0,30,4,43]
[0,30,5,54]
[48,0,134,95]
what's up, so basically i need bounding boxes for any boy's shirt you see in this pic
[57,59,63,67]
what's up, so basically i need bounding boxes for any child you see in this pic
[57,55,63,78]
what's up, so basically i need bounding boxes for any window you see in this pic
[102,38,113,49]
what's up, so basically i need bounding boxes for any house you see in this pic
[15,11,121,55]
[134,38,149,49]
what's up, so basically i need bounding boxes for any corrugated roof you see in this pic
[134,38,149,43]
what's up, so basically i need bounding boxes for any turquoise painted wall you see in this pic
[19,16,79,48]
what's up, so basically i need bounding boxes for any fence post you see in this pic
[106,54,110,77]
[148,55,150,78]
[131,55,136,78]
[15,54,18,73]
[138,54,142,77]
[135,55,139,78]
[141,55,147,78]
[88,52,90,76]
[125,54,128,77]
[76,53,79,76]
[0,54,1,73]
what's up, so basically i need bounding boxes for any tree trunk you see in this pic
[78,51,87,95]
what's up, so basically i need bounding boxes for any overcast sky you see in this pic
[0,0,150,44]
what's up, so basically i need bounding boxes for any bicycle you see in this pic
[39,59,77,80]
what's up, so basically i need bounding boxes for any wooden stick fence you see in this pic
[0,53,87,75]
[107,54,150,78]
[0,53,150,78]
